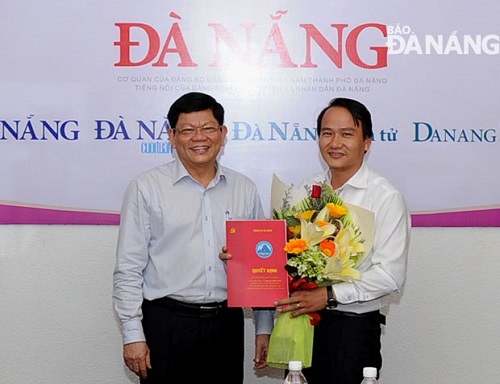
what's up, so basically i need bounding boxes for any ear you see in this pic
[363,137,372,154]
[220,125,228,145]
[168,128,176,149]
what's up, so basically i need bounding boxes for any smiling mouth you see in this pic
[191,146,210,152]
[328,152,344,159]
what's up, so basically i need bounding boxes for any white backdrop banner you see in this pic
[1,1,499,226]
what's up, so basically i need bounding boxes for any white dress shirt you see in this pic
[302,161,412,314]
[113,159,272,344]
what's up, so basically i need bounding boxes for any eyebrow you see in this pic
[321,126,355,131]
[177,122,218,128]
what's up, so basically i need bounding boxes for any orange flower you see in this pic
[316,220,330,227]
[284,238,308,254]
[327,203,347,219]
[320,239,337,257]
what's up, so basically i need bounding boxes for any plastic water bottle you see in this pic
[284,360,308,383]
[360,367,378,383]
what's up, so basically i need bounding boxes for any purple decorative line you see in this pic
[1,204,499,227]
[411,208,500,227]
[0,204,120,225]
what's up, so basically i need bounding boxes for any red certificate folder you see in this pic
[226,220,289,307]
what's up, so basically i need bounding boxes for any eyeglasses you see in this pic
[172,126,222,138]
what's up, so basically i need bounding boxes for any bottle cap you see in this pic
[363,367,377,378]
[288,360,302,371]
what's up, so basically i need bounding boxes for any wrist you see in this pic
[325,285,338,310]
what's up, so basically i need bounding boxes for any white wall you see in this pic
[1,225,499,383]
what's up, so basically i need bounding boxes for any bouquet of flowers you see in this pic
[266,174,370,369]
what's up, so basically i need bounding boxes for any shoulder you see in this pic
[366,167,403,198]
[141,162,172,178]
[300,169,330,187]
[363,166,409,215]
[128,161,174,188]
[220,165,258,187]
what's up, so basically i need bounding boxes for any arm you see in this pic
[113,180,151,374]
[334,190,411,305]
[253,309,274,369]
[254,334,270,369]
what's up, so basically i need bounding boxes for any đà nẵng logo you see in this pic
[114,10,389,69]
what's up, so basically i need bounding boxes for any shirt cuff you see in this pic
[253,308,275,334]
[122,319,146,345]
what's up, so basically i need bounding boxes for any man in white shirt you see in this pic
[274,97,411,384]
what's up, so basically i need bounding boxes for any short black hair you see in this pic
[167,92,224,128]
[316,97,373,139]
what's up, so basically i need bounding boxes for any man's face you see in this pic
[168,109,227,172]
[318,106,371,177]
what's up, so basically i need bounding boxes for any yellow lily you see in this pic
[325,226,363,282]
[313,205,332,223]
[298,215,336,246]
[325,256,361,282]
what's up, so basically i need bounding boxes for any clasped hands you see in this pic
[220,246,328,316]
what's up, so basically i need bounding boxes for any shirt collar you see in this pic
[172,159,226,187]
[326,161,369,191]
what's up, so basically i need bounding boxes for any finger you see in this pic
[254,361,268,369]
[138,365,148,379]
[253,357,268,369]
[219,251,232,260]
[276,297,295,306]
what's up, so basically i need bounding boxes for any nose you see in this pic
[327,133,342,147]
